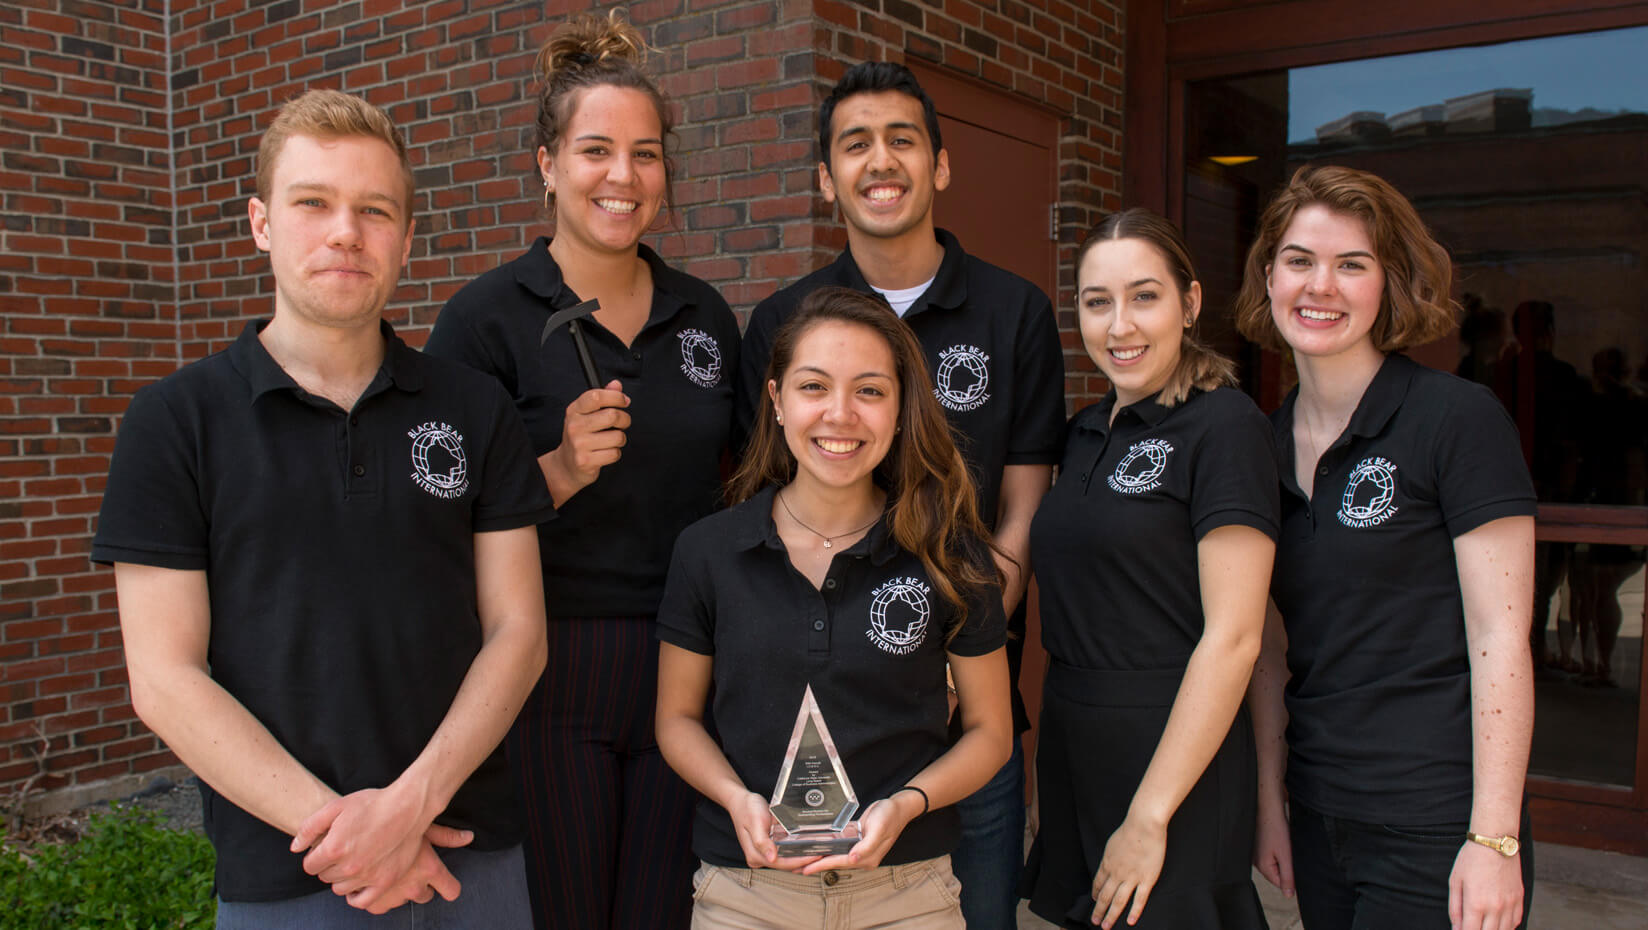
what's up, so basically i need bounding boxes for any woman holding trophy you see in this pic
[655,287,1013,927]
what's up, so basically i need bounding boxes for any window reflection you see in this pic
[1184,25,1647,788]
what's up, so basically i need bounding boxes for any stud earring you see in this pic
[775,412,783,425]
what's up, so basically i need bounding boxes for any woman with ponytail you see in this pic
[1022,209,1277,929]
[424,11,738,928]
[655,287,1012,927]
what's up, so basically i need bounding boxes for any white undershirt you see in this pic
[870,276,936,317]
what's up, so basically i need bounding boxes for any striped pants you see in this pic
[508,616,697,930]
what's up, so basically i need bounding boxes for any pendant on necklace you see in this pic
[823,540,832,549]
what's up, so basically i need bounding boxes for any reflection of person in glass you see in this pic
[1511,300,1586,674]
[1570,347,1648,688]
[423,12,740,928]
[1237,166,1536,930]
[655,288,1012,927]
[1020,210,1278,930]
[1454,298,1514,392]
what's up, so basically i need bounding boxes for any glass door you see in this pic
[1176,23,1648,846]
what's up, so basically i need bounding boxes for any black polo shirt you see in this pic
[736,229,1064,731]
[425,238,740,618]
[656,486,1007,868]
[1031,387,1279,670]
[1270,353,1536,825]
[91,320,555,902]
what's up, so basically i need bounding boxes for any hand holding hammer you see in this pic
[538,299,630,506]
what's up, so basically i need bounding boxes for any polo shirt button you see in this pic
[352,464,365,477]
[632,350,642,360]
[812,619,825,631]
[1318,466,1329,476]
[823,578,837,590]
[822,870,839,886]
[349,416,358,426]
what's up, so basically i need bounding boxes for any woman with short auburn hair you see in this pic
[1240,165,1536,930]
[1233,165,1458,354]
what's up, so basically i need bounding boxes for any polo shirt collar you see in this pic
[913,228,969,315]
[230,318,423,404]
[1275,352,1414,468]
[1343,353,1414,440]
[511,236,690,330]
[1074,389,1175,434]
[732,484,900,565]
[829,228,968,319]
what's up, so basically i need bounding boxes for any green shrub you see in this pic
[0,804,215,929]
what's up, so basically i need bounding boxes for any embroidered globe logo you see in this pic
[870,580,931,648]
[935,351,989,405]
[1112,440,1170,489]
[411,428,467,491]
[1341,459,1397,522]
[679,330,722,385]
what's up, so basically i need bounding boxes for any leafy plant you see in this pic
[0,804,215,929]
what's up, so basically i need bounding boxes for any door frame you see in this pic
[907,59,1063,797]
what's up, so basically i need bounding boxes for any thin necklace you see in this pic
[1297,401,1351,477]
[777,490,880,549]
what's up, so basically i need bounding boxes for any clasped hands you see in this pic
[289,784,471,915]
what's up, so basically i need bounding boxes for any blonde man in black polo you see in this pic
[93,90,552,928]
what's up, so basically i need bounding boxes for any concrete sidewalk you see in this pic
[1017,841,1648,928]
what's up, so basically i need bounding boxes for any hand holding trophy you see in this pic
[768,685,861,856]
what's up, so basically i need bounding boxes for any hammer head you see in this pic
[539,298,601,346]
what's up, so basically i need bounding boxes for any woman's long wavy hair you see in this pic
[730,287,1005,634]
[1076,209,1236,406]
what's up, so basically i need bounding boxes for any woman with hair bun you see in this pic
[1022,209,1277,929]
[425,11,738,928]
[1238,165,1535,930]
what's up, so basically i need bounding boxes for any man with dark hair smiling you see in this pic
[92,89,551,927]
[737,62,1066,928]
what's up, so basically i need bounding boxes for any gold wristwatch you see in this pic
[1465,832,1520,857]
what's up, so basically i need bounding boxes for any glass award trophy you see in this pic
[768,684,861,856]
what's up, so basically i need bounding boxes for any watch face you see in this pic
[1500,836,1520,857]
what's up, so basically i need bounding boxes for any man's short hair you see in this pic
[255,89,414,213]
[818,62,943,170]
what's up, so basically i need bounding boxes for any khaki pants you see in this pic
[690,855,966,929]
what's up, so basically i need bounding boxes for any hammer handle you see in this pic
[567,319,602,390]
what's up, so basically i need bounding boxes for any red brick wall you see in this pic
[169,0,833,356]
[0,0,179,797]
[0,0,1123,802]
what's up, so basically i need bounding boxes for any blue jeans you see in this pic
[1289,801,1533,930]
[215,845,532,930]
[952,739,1025,930]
